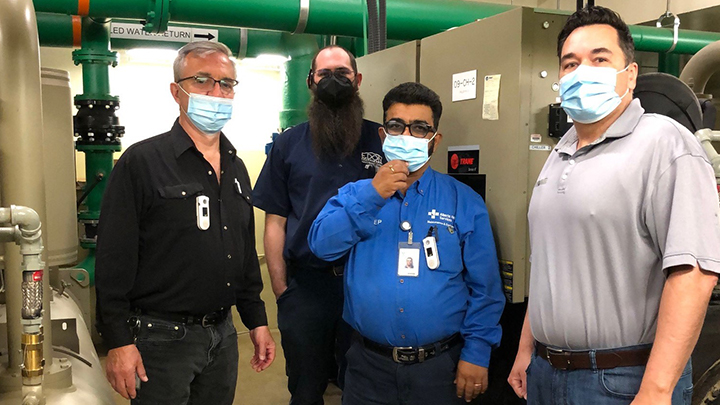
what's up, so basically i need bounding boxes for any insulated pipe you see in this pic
[33,0,516,41]
[0,0,51,378]
[679,40,720,93]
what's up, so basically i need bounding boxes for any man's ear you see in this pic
[378,126,386,143]
[429,133,443,157]
[170,82,181,105]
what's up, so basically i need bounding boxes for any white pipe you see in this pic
[679,40,720,94]
[695,128,720,178]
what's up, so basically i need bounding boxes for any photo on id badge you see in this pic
[398,246,420,277]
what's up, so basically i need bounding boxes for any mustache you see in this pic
[308,92,365,161]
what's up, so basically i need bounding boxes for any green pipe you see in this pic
[630,25,720,55]
[73,17,117,100]
[280,53,315,129]
[33,0,514,41]
[658,53,681,77]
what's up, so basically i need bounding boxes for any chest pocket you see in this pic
[156,182,204,229]
[433,223,463,275]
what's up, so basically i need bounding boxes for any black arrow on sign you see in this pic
[194,32,216,41]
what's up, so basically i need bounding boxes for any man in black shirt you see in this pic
[253,45,384,405]
[96,41,274,405]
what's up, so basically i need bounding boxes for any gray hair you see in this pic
[173,41,236,82]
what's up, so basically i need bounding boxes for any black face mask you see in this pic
[315,74,356,108]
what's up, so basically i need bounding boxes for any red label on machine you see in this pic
[32,271,43,282]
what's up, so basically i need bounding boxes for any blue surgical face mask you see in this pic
[179,85,233,135]
[559,64,630,124]
[382,132,437,173]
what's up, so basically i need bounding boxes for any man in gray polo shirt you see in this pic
[508,6,720,405]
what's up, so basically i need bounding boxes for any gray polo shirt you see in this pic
[528,98,720,350]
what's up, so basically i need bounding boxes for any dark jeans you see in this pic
[342,337,467,405]
[277,270,351,405]
[526,347,693,405]
[131,312,238,405]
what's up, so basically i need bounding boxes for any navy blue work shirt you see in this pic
[253,120,384,269]
[308,168,505,367]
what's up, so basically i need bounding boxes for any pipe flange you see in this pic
[144,0,170,34]
[72,48,119,68]
[294,0,310,34]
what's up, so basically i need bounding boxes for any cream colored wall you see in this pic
[39,46,281,257]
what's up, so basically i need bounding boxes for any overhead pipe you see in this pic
[679,40,720,94]
[0,206,46,405]
[33,0,516,41]
[0,0,53,390]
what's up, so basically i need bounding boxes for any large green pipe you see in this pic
[630,25,720,55]
[33,0,514,41]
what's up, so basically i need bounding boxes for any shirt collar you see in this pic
[170,118,236,159]
[555,98,645,156]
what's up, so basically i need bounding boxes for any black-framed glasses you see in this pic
[307,68,355,83]
[383,119,436,138]
[176,75,238,95]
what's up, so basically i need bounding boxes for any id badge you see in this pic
[398,242,421,277]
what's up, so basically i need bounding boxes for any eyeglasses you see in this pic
[308,68,355,82]
[176,75,238,95]
[383,119,436,138]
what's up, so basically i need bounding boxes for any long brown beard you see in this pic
[308,92,364,161]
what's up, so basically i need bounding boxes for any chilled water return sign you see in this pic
[110,22,219,43]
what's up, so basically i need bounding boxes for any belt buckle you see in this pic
[332,266,343,277]
[201,314,213,328]
[546,347,571,371]
[392,346,413,363]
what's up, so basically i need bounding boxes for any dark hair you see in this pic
[310,45,358,73]
[382,82,443,128]
[557,6,635,65]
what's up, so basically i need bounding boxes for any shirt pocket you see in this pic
[156,182,204,230]
[432,224,463,275]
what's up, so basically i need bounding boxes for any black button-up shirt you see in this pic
[96,119,267,349]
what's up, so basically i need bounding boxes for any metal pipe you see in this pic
[630,25,720,55]
[679,40,720,93]
[33,0,515,41]
[658,52,681,77]
[0,0,51,383]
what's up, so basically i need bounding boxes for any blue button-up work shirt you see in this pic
[308,167,505,367]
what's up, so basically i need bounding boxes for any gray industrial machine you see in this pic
[359,8,568,304]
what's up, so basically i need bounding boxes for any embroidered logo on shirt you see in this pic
[361,152,383,170]
[427,209,455,227]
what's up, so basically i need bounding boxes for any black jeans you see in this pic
[342,338,467,405]
[277,269,352,405]
[131,312,238,405]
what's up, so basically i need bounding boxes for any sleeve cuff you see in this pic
[99,320,135,349]
[237,303,269,331]
[355,181,387,215]
[459,338,492,368]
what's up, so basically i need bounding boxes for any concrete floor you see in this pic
[99,261,342,405]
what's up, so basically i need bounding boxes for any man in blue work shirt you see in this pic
[309,82,505,404]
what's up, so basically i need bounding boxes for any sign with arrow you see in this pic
[111,22,218,44]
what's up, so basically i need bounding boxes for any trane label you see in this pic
[110,23,218,43]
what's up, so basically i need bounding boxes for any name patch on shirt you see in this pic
[361,152,383,170]
[427,209,455,227]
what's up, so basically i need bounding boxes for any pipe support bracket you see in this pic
[294,0,310,34]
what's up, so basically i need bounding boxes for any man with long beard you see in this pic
[253,45,384,405]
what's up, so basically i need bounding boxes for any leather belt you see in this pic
[136,308,230,328]
[536,342,651,370]
[287,261,344,277]
[360,333,463,364]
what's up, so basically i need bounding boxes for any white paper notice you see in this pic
[451,70,477,102]
[482,74,501,121]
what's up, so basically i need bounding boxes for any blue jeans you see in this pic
[526,347,693,405]
[131,312,239,405]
